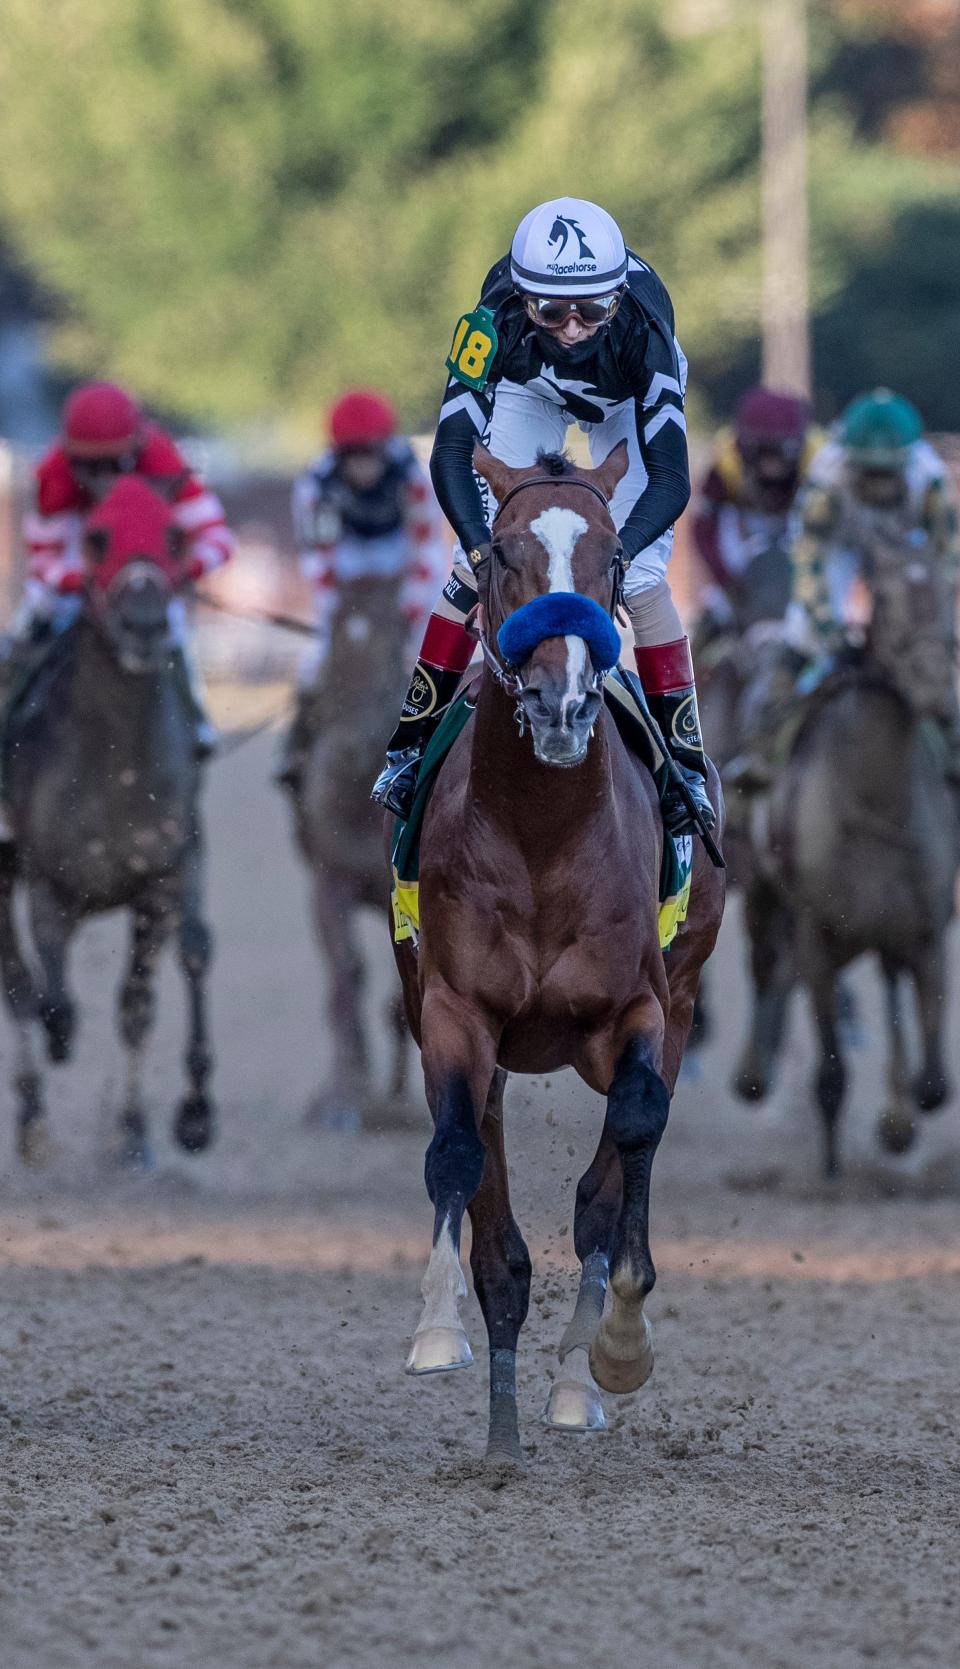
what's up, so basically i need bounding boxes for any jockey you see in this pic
[278,390,447,790]
[787,388,958,655]
[733,388,960,790]
[693,386,819,628]
[18,380,234,752]
[371,195,714,833]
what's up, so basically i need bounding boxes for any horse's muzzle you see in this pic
[519,683,602,766]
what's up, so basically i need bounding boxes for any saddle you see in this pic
[390,669,694,952]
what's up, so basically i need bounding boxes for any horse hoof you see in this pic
[119,1134,155,1172]
[482,1447,525,1481]
[877,1107,915,1156]
[17,1120,54,1168]
[589,1314,654,1396]
[914,1074,949,1114]
[732,1066,767,1102]
[405,1326,473,1376]
[174,1093,215,1153]
[542,1377,606,1433]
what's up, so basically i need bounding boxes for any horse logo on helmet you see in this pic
[547,216,597,263]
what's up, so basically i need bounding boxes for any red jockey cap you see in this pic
[63,381,145,460]
[735,386,812,447]
[83,477,180,591]
[329,389,396,450]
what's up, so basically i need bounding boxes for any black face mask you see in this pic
[532,324,608,367]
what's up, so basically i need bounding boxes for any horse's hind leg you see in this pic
[877,958,916,1156]
[910,941,950,1114]
[173,839,215,1153]
[802,932,845,1178]
[733,879,794,1101]
[308,870,369,1129]
[0,864,48,1163]
[590,1035,670,1396]
[543,1129,619,1432]
[28,880,78,1065]
[117,896,172,1168]
[406,995,493,1378]
[465,1069,532,1468]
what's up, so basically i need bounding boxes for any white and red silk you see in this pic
[23,426,235,595]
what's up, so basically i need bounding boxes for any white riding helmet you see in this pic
[510,197,628,298]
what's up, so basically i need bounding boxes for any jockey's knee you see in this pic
[624,575,684,647]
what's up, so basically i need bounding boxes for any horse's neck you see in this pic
[70,623,179,755]
[468,672,612,847]
[318,577,408,697]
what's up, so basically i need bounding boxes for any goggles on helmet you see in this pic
[522,290,623,328]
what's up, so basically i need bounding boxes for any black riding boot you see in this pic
[371,661,465,820]
[649,683,716,834]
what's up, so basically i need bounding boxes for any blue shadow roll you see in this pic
[497,592,621,673]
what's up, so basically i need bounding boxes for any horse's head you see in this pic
[83,477,187,672]
[472,443,629,766]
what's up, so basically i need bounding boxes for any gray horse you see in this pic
[0,477,214,1167]
[290,572,413,1128]
[735,513,958,1174]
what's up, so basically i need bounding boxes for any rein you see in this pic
[475,476,626,712]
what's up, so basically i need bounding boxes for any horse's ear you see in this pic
[473,443,517,506]
[590,440,630,504]
[84,527,110,564]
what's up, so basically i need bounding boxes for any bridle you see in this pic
[473,475,628,711]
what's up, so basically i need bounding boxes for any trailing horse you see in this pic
[390,445,725,1468]
[0,476,215,1167]
[734,512,959,1174]
[291,572,412,1127]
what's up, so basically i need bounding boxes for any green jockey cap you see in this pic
[839,388,923,467]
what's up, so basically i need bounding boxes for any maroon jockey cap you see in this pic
[735,386,812,449]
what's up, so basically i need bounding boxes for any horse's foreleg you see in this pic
[406,992,494,1377]
[543,1130,619,1432]
[28,880,77,1065]
[0,868,48,1164]
[876,957,916,1156]
[910,941,950,1114]
[386,988,409,1102]
[310,869,369,1127]
[733,879,795,1101]
[174,839,215,1153]
[589,1037,669,1396]
[117,895,172,1168]
[464,1068,531,1467]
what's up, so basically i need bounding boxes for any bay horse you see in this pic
[0,476,214,1167]
[735,512,959,1174]
[291,573,412,1127]
[391,445,725,1468]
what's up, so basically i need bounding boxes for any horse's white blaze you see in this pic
[405,1216,473,1374]
[530,507,590,718]
[531,506,588,593]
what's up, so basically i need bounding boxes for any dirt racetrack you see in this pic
[3,709,960,1669]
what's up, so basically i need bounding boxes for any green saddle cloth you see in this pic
[390,673,693,951]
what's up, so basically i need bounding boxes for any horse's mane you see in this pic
[535,449,578,477]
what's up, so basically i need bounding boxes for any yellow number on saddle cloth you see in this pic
[445,306,498,392]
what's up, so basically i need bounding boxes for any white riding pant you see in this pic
[450,379,684,645]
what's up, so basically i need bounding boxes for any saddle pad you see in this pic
[390,674,693,950]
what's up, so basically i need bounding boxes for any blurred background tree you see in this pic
[0,0,957,442]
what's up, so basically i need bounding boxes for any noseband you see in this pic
[474,476,627,711]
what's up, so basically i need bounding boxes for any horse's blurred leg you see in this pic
[406,999,492,1377]
[877,959,916,1155]
[117,897,171,1169]
[29,882,77,1065]
[387,990,408,1103]
[543,1133,617,1432]
[733,880,794,1102]
[590,1038,669,1396]
[803,933,845,1178]
[911,943,950,1114]
[174,843,216,1153]
[14,1021,50,1167]
[308,871,368,1129]
[466,1069,531,1467]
